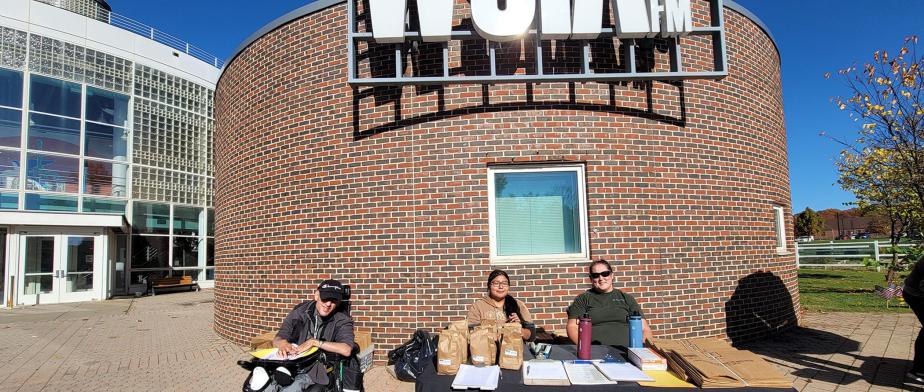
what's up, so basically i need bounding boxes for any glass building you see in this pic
[0,0,218,305]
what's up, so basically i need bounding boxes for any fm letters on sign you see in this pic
[368,0,693,43]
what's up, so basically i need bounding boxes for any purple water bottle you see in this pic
[578,312,592,360]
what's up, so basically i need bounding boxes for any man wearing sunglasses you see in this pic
[566,260,653,347]
[246,279,356,391]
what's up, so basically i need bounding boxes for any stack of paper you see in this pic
[522,360,570,386]
[451,364,500,390]
[628,347,668,370]
[651,338,792,388]
[563,362,618,385]
[593,362,654,382]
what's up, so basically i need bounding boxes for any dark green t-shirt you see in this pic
[567,289,643,347]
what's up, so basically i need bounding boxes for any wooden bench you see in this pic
[148,276,199,296]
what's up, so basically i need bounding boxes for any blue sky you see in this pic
[106,0,924,213]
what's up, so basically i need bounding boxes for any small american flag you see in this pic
[874,284,903,299]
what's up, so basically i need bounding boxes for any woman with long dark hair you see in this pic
[466,269,533,340]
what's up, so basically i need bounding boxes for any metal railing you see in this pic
[107,13,223,68]
[796,240,920,268]
[37,0,224,69]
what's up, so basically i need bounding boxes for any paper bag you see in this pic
[448,319,470,340]
[469,328,497,366]
[478,319,501,338]
[437,329,467,375]
[498,325,523,370]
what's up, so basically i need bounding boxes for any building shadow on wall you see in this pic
[727,271,921,390]
[350,0,686,140]
[726,271,798,344]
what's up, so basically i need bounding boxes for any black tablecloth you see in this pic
[414,345,794,392]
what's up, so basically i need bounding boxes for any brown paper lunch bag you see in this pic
[437,329,467,375]
[448,319,470,340]
[498,326,524,370]
[469,328,497,366]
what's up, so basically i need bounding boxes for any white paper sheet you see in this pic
[451,364,500,390]
[262,348,311,361]
[525,361,569,380]
[594,362,655,382]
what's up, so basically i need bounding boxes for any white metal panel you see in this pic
[29,1,88,38]
[20,21,87,46]
[0,0,30,26]
[0,212,123,228]
[93,232,106,302]
[131,37,221,84]
[85,20,135,56]
[0,15,31,32]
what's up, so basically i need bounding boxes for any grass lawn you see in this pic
[798,268,911,313]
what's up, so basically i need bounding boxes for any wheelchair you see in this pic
[239,294,362,392]
[239,345,363,392]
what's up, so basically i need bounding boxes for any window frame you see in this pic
[773,205,788,254]
[487,164,590,265]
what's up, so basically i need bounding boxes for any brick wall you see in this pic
[213,0,798,358]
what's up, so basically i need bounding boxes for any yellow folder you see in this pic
[638,370,695,388]
[249,347,319,360]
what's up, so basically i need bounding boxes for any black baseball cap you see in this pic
[317,280,345,301]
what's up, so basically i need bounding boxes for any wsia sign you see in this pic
[369,0,693,43]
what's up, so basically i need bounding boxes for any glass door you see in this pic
[20,236,56,305]
[18,233,100,305]
[61,236,96,302]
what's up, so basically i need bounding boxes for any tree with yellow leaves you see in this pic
[829,36,924,277]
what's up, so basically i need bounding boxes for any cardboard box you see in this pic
[358,345,375,373]
[250,332,277,350]
[355,330,373,352]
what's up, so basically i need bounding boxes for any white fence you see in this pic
[796,240,919,267]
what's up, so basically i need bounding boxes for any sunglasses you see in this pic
[589,270,612,279]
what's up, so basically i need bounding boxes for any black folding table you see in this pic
[415,344,794,392]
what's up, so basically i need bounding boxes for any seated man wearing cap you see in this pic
[248,280,355,392]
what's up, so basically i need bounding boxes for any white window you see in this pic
[488,164,589,264]
[773,206,787,253]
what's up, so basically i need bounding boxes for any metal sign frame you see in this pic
[347,0,728,86]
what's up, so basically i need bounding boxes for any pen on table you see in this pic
[573,360,593,364]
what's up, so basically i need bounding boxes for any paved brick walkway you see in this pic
[741,312,921,392]
[0,291,919,391]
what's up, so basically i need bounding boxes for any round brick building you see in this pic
[214,0,797,353]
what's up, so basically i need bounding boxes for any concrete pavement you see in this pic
[0,291,920,391]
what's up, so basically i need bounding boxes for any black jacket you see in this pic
[275,300,355,385]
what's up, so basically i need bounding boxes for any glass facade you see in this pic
[131,203,214,281]
[0,25,217,288]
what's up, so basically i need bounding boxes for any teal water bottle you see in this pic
[628,312,643,348]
